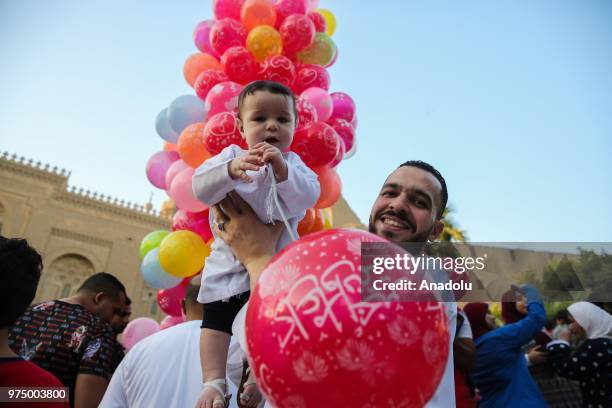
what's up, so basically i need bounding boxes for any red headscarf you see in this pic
[463,302,491,340]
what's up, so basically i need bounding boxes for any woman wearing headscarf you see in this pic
[546,301,612,408]
[463,284,547,407]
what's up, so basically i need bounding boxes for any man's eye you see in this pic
[381,191,394,197]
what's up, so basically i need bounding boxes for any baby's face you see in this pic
[238,90,296,151]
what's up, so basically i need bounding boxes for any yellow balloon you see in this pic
[317,8,336,36]
[246,25,282,62]
[158,230,210,278]
[322,207,334,229]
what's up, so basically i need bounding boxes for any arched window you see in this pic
[35,254,95,303]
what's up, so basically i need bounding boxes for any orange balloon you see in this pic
[246,25,282,62]
[177,122,211,168]
[241,0,277,31]
[321,207,334,229]
[183,53,222,87]
[298,208,315,236]
[163,141,178,152]
[313,166,341,209]
[310,209,325,233]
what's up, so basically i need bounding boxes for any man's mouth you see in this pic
[379,214,413,230]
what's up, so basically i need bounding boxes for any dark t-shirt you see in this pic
[8,300,118,403]
[0,357,70,407]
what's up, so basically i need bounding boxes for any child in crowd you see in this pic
[192,80,320,408]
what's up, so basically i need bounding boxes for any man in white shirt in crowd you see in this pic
[100,284,238,408]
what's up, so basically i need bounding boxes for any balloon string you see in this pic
[269,163,298,242]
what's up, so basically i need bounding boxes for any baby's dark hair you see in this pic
[237,80,297,120]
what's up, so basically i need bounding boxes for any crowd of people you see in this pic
[1,81,611,408]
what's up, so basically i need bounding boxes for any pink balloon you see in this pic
[173,209,213,242]
[204,81,243,119]
[327,117,355,154]
[160,315,186,330]
[275,0,307,27]
[213,0,245,20]
[292,64,330,94]
[157,282,187,317]
[193,20,220,58]
[330,92,356,122]
[165,159,190,189]
[122,318,160,351]
[328,136,345,168]
[296,96,318,130]
[146,151,180,190]
[169,167,208,212]
[301,87,333,122]
[305,0,319,12]
[209,18,247,56]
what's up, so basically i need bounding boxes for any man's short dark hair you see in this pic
[399,160,448,219]
[237,80,297,120]
[77,272,126,301]
[0,236,43,329]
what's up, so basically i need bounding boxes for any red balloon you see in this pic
[290,122,339,167]
[296,97,318,130]
[279,14,316,54]
[172,209,213,242]
[327,117,355,154]
[213,0,245,20]
[259,55,296,88]
[157,281,188,317]
[312,165,341,208]
[210,18,247,56]
[274,0,306,27]
[292,64,330,94]
[221,46,260,84]
[328,136,345,168]
[204,111,245,155]
[246,228,449,408]
[307,11,326,33]
[195,69,229,100]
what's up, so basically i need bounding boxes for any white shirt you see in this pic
[192,145,320,303]
[99,321,239,408]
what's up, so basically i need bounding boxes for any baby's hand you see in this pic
[228,152,263,183]
[253,142,287,182]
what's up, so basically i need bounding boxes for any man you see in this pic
[109,296,131,372]
[0,236,69,407]
[212,160,459,407]
[99,284,239,408]
[9,272,128,408]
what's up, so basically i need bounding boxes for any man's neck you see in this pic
[0,329,17,358]
[60,293,88,308]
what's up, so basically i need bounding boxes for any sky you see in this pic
[1,0,611,243]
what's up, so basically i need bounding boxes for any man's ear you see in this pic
[93,292,105,305]
[429,220,445,241]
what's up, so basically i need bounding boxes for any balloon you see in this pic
[275,0,306,26]
[301,87,333,122]
[307,11,326,33]
[297,32,336,66]
[195,69,229,100]
[246,229,449,407]
[159,230,211,278]
[297,208,315,236]
[350,114,358,130]
[155,108,179,144]
[321,206,333,229]
[204,81,243,119]
[183,53,223,88]
[160,315,186,330]
[165,159,190,191]
[213,0,245,20]
[140,230,171,258]
[327,117,355,154]
[157,282,187,317]
[279,14,316,54]
[344,132,358,159]
[310,208,325,232]
[163,141,178,152]
[290,122,339,167]
[329,92,356,122]
[204,111,245,154]
[194,20,220,58]
[173,209,213,242]
[177,122,211,168]
[305,0,320,12]
[324,42,338,68]
[141,248,183,289]
[122,318,160,351]
[246,25,282,62]
[168,95,207,134]
[168,167,208,213]
[210,18,248,56]
[146,151,179,189]
[295,97,318,130]
[259,55,296,88]
[221,46,260,84]
[313,165,341,208]
[317,8,336,36]
[240,0,276,31]
[293,64,330,94]
[328,136,345,168]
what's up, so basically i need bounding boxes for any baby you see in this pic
[192,80,320,408]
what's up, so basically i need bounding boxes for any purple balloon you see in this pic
[193,20,220,58]
[146,151,179,189]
